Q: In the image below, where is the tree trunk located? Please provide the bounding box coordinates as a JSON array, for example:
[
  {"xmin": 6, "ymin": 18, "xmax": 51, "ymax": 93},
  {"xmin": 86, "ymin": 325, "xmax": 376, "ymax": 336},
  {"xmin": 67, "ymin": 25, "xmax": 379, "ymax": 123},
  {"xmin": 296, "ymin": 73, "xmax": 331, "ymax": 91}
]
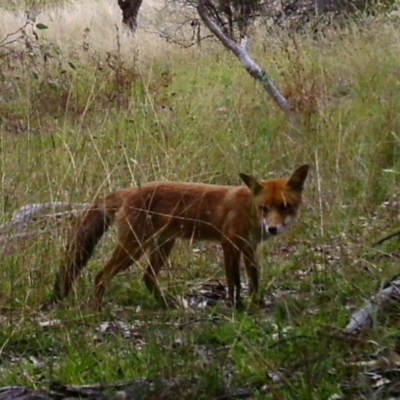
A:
[{"xmin": 117, "ymin": 0, "xmax": 144, "ymax": 32}]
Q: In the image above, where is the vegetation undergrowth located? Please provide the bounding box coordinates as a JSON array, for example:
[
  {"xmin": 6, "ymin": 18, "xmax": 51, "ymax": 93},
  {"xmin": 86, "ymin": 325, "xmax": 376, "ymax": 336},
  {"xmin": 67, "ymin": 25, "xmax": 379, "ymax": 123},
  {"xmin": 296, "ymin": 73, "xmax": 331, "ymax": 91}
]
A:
[{"xmin": 1, "ymin": 0, "xmax": 400, "ymax": 397}]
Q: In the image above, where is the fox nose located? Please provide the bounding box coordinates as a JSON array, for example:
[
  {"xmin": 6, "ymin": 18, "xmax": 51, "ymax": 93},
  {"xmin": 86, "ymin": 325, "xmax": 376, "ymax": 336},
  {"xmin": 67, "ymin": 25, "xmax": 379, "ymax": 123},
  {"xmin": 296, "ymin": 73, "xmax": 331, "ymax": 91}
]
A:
[{"xmin": 268, "ymin": 226, "xmax": 278, "ymax": 235}]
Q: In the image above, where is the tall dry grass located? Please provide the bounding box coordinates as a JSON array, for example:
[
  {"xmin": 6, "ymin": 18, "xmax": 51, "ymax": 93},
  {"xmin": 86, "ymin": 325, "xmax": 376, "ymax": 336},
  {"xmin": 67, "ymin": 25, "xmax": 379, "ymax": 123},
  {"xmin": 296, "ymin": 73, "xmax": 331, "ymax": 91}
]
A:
[
  {"xmin": 1, "ymin": 1, "xmax": 400, "ymax": 393},
  {"xmin": 0, "ymin": 0, "xmax": 200, "ymax": 62}
]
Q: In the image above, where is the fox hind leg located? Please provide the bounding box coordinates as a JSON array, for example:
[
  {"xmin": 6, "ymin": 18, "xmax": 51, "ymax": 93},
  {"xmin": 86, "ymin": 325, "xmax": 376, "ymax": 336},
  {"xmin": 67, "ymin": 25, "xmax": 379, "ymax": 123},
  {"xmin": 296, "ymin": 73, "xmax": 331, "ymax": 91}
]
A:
[
  {"xmin": 242, "ymin": 245, "xmax": 262, "ymax": 306},
  {"xmin": 242, "ymin": 245, "xmax": 259, "ymax": 296},
  {"xmin": 144, "ymin": 238, "xmax": 176, "ymax": 307},
  {"xmin": 93, "ymin": 232, "xmax": 146, "ymax": 310}
]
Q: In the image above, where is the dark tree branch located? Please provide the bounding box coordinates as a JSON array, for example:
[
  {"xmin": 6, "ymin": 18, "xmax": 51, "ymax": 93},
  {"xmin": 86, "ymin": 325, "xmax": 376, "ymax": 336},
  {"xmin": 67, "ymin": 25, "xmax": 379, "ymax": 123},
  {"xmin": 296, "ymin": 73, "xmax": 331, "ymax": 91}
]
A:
[{"xmin": 373, "ymin": 227, "xmax": 400, "ymax": 247}]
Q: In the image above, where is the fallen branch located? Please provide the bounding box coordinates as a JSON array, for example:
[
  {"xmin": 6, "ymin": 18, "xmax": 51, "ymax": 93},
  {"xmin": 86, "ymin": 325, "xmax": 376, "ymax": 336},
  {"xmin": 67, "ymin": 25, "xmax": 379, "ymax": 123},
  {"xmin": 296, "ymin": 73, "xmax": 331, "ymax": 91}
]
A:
[
  {"xmin": 345, "ymin": 279, "xmax": 400, "ymax": 335},
  {"xmin": 0, "ymin": 202, "xmax": 90, "ymax": 256},
  {"xmin": 0, "ymin": 378, "xmax": 261, "ymax": 400},
  {"xmin": 196, "ymin": 0, "xmax": 301, "ymax": 130},
  {"xmin": 11, "ymin": 202, "xmax": 90, "ymax": 223}
]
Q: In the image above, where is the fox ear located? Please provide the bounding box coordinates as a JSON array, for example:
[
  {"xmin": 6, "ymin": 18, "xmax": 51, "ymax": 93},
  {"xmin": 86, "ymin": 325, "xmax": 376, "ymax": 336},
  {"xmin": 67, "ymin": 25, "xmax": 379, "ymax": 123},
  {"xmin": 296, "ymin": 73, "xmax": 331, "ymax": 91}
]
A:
[
  {"xmin": 239, "ymin": 173, "xmax": 264, "ymax": 195},
  {"xmin": 287, "ymin": 164, "xmax": 310, "ymax": 192}
]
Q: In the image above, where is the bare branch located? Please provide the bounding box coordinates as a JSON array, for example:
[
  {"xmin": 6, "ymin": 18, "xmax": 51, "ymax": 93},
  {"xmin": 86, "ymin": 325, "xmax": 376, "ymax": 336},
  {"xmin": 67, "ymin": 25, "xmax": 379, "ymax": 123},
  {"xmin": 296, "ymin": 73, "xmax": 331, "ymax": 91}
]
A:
[
  {"xmin": 0, "ymin": 21, "xmax": 30, "ymax": 46},
  {"xmin": 197, "ymin": 0, "xmax": 301, "ymax": 130}
]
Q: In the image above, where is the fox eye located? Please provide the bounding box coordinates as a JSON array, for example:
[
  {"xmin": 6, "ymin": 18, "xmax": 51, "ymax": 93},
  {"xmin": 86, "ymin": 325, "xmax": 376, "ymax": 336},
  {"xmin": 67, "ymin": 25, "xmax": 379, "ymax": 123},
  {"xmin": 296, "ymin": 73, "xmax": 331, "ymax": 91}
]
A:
[
  {"xmin": 258, "ymin": 205, "xmax": 270, "ymax": 214},
  {"xmin": 282, "ymin": 204, "xmax": 294, "ymax": 214}
]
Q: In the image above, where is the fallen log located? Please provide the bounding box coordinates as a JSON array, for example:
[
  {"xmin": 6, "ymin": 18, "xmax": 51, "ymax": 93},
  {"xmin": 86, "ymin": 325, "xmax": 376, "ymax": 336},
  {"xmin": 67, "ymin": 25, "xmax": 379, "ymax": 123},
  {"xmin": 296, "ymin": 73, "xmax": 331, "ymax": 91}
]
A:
[
  {"xmin": 0, "ymin": 202, "xmax": 90, "ymax": 256},
  {"xmin": 346, "ymin": 279, "xmax": 400, "ymax": 335}
]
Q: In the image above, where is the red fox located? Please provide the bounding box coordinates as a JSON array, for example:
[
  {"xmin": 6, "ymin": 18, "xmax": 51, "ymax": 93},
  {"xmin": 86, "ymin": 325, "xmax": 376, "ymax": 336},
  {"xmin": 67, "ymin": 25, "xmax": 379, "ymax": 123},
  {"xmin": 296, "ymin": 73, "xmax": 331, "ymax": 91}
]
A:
[{"xmin": 49, "ymin": 165, "xmax": 309, "ymax": 310}]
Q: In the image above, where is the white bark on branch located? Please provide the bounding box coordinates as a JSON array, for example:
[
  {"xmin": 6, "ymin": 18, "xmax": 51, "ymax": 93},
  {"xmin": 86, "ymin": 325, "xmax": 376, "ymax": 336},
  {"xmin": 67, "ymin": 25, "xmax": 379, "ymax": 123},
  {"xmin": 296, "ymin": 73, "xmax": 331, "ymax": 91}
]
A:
[
  {"xmin": 0, "ymin": 202, "xmax": 90, "ymax": 256},
  {"xmin": 11, "ymin": 202, "xmax": 90, "ymax": 224},
  {"xmin": 346, "ymin": 280, "xmax": 400, "ymax": 335},
  {"xmin": 196, "ymin": 1, "xmax": 301, "ymax": 130}
]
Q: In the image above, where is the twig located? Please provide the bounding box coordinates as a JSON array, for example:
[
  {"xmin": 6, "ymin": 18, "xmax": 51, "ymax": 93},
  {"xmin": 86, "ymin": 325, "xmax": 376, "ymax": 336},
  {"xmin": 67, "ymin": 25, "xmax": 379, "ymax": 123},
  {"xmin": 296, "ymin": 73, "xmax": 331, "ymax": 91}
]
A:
[
  {"xmin": 0, "ymin": 21, "xmax": 30, "ymax": 46},
  {"xmin": 373, "ymin": 227, "xmax": 400, "ymax": 247},
  {"xmin": 158, "ymin": 31, "xmax": 214, "ymax": 48}
]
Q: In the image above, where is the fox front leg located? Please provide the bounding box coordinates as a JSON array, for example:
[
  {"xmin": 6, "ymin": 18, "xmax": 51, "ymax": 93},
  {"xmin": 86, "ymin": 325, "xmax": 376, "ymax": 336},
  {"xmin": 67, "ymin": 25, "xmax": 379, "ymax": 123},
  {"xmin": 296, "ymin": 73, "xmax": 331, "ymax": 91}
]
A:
[
  {"xmin": 242, "ymin": 245, "xmax": 262, "ymax": 304},
  {"xmin": 221, "ymin": 241, "xmax": 244, "ymax": 310}
]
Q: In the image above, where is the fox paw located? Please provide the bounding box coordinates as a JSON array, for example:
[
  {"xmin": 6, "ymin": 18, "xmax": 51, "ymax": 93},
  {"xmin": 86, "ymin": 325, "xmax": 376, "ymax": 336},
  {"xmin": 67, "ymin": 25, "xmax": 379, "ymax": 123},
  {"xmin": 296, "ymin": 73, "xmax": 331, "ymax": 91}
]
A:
[
  {"xmin": 249, "ymin": 296, "xmax": 264, "ymax": 308},
  {"xmin": 40, "ymin": 300, "xmax": 57, "ymax": 312},
  {"xmin": 40, "ymin": 293, "xmax": 61, "ymax": 311},
  {"xmin": 160, "ymin": 294, "xmax": 178, "ymax": 309},
  {"xmin": 226, "ymin": 298, "xmax": 245, "ymax": 311},
  {"xmin": 89, "ymin": 298, "xmax": 104, "ymax": 312},
  {"xmin": 158, "ymin": 294, "xmax": 188, "ymax": 309}
]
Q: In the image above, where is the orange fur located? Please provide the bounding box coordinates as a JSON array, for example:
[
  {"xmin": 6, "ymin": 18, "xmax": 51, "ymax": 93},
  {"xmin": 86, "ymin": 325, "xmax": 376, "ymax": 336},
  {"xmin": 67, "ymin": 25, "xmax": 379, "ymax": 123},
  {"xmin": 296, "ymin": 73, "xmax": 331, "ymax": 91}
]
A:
[{"xmin": 49, "ymin": 165, "xmax": 309, "ymax": 309}]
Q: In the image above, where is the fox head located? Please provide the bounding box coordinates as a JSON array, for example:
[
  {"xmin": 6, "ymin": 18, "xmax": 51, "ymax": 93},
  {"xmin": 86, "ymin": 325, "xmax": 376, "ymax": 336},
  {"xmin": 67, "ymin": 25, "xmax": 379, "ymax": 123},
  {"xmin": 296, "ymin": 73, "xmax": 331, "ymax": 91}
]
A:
[{"xmin": 239, "ymin": 164, "xmax": 309, "ymax": 239}]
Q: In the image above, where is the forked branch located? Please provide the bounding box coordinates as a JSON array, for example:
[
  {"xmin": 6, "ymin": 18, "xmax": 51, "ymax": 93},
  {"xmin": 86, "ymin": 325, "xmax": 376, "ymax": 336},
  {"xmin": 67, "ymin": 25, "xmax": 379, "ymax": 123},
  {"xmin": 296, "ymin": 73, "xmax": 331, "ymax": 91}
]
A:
[{"xmin": 196, "ymin": 0, "xmax": 300, "ymax": 130}]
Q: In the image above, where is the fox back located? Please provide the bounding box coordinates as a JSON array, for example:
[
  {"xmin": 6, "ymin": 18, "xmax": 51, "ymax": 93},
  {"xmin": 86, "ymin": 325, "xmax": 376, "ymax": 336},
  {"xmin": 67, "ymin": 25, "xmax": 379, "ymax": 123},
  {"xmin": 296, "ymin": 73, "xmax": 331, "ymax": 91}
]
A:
[{"xmin": 118, "ymin": 165, "xmax": 307, "ymax": 245}]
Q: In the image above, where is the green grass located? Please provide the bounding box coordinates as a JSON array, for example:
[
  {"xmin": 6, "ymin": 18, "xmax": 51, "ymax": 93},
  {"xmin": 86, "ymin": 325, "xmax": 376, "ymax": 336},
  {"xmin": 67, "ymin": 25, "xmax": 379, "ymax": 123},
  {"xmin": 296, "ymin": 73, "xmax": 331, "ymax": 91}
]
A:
[{"xmin": 1, "ymin": 0, "xmax": 400, "ymax": 397}]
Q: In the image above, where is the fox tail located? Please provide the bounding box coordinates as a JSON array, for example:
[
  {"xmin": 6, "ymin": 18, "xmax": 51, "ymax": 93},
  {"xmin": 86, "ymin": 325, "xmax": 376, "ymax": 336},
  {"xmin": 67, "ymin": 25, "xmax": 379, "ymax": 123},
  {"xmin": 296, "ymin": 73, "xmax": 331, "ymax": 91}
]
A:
[{"xmin": 51, "ymin": 191, "xmax": 125, "ymax": 303}]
